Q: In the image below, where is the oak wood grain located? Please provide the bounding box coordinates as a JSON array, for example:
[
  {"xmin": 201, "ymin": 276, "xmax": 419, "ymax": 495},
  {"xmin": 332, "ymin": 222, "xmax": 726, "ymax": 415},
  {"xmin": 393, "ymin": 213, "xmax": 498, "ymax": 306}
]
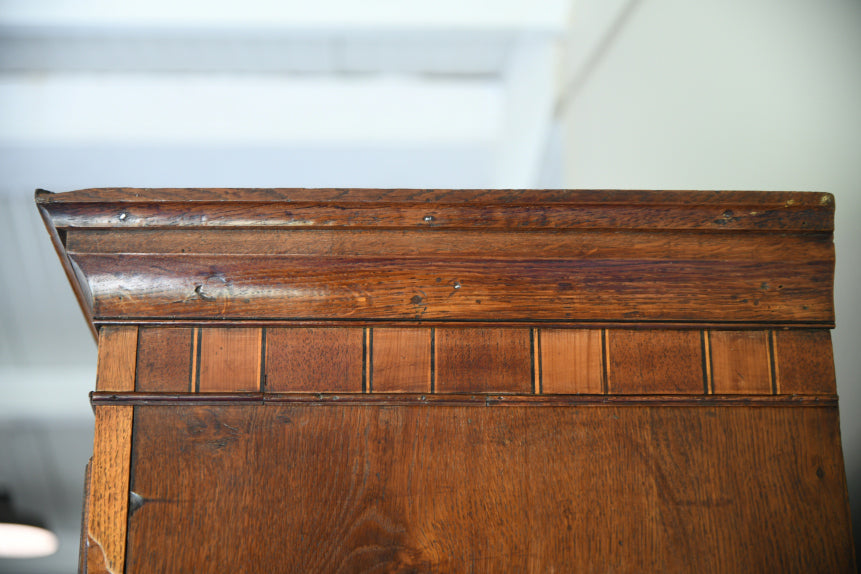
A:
[
  {"xmin": 124, "ymin": 404, "xmax": 855, "ymax": 573},
  {"xmin": 370, "ymin": 328, "xmax": 432, "ymax": 393},
  {"xmin": 539, "ymin": 328, "xmax": 604, "ymax": 394},
  {"xmin": 72, "ymin": 254, "xmax": 834, "ymax": 324},
  {"xmin": 266, "ymin": 328, "xmax": 364, "ymax": 392},
  {"xmin": 435, "ymin": 328, "xmax": 532, "ymax": 393},
  {"xmin": 198, "ymin": 328, "xmax": 262, "ymax": 392},
  {"xmin": 607, "ymin": 330, "xmax": 703, "ymax": 394},
  {"xmin": 775, "ymin": 330, "xmax": 837, "ymax": 394},
  {"xmin": 96, "ymin": 325, "xmax": 137, "ymax": 392},
  {"xmin": 135, "ymin": 327, "xmax": 193, "ymax": 392},
  {"xmin": 709, "ymin": 331, "xmax": 772, "ymax": 394},
  {"xmin": 87, "ymin": 406, "xmax": 132, "ymax": 574},
  {"xmin": 67, "ymin": 228, "xmax": 833, "ymax": 262}
]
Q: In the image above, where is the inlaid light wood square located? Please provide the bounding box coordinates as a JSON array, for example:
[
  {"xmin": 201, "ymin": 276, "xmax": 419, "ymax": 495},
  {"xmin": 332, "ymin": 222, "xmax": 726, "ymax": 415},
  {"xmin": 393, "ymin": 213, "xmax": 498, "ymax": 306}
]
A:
[{"xmin": 539, "ymin": 329, "xmax": 604, "ymax": 394}]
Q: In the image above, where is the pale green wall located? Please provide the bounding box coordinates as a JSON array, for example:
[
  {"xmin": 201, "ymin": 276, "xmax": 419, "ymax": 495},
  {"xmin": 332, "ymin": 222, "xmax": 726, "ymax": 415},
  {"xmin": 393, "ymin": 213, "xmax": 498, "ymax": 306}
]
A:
[{"xmin": 564, "ymin": 0, "xmax": 861, "ymax": 546}]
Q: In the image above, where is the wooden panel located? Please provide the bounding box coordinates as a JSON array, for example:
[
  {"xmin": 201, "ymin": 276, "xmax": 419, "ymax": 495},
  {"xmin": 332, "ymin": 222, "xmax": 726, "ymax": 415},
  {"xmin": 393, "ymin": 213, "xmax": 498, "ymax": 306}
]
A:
[
  {"xmin": 435, "ymin": 328, "xmax": 531, "ymax": 393},
  {"xmin": 73, "ymin": 254, "xmax": 834, "ymax": 324},
  {"xmin": 68, "ymin": 228, "xmax": 833, "ymax": 263},
  {"xmin": 125, "ymin": 404, "xmax": 855, "ymax": 573},
  {"xmin": 135, "ymin": 327, "xmax": 193, "ymax": 392},
  {"xmin": 266, "ymin": 328, "xmax": 363, "ymax": 392},
  {"xmin": 87, "ymin": 405, "xmax": 132, "ymax": 574},
  {"xmin": 198, "ymin": 327, "xmax": 262, "ymax": 392},
  {"xmin": 775, "ymin": 330, "xmax": 837, "ymax": 394},
  {"xmin": 710, "ymin": 331, "xmax": 772, "ymax": 394},
  {"xmin": 370, "ymin": 328, "xmax": 431, "ymax": 393},
  {"xmin": 607, "ymin": 330, "xmax": 703, "ymax": 394},
  {"xmin": 96, "ymin": 325, "xmax": 137, "ymax": 391},
  {"xmin": 539, "ymin": 328, "xmax": 604, "ymax": 394}
]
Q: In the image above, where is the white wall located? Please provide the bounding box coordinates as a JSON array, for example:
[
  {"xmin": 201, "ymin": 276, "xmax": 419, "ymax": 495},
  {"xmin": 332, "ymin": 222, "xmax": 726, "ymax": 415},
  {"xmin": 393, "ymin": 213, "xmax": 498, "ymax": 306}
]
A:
[{"xmin": 564, "ymin": 0, "xmax": 861, "ymax": 546}]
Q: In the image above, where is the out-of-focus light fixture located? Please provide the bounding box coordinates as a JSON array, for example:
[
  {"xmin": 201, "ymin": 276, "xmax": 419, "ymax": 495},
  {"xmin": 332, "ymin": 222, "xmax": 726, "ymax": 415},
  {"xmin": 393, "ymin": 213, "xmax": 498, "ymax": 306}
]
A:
[{"xmin": 0, "ymin": 490, "xmax": 58, "ymax": 558}]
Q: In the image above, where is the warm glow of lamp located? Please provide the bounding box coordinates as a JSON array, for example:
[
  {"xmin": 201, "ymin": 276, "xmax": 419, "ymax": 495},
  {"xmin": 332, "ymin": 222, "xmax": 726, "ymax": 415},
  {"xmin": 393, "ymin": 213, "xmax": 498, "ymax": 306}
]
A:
[{"xmin": 0, "ymin": 491, "xmax": 58, "ymax": 558}]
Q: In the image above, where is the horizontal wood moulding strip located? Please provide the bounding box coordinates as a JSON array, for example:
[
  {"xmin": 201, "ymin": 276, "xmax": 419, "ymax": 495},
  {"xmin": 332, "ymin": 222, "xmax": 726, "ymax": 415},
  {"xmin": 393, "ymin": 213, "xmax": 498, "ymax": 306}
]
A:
[
  {"xmin": 97, "ymin": 319, "xmax": 837, "ymax": 330},
  {"xmin": 43, "ymin": 202, "xmax": 831, "ymax": 231},
  {"xmin": 73, "ymin": 255, "xmax": 833, "ymax": 323},
  {"xmin": 90, "ymin": 392, "xmax": 838, "ymax": 407},
  {"xmin": 97, "ymin": 326, "xmax": 837, "ymax": 396},
  {"xmin": 66, "ymin": 229, "xmax": 834, "ymax": 260},
  {"xmin": 37, "ymin": 187, "xmax": 835, "ymax": 206}
]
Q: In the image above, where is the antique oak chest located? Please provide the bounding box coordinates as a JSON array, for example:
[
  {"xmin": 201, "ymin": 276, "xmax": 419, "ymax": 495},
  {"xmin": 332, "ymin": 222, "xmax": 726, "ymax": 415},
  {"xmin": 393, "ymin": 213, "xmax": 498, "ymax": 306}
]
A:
[{"xmin": 38, "ymin": 188, "xmax": 855, "ymax": 572}]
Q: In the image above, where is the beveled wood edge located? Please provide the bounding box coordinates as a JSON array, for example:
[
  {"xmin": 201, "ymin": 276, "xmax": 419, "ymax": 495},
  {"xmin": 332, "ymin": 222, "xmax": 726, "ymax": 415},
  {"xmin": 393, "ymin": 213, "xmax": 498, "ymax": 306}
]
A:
[
  {"xmin": 36, "ymin": 192, "xmax": 97, "ymax": 340},
  {"xmin": 90, "ymin": 391, "xmax": 839, "ymax": 408},
  {"xmin": 36, "ymin": 187, "xmax": 835, "ymax": 207}
]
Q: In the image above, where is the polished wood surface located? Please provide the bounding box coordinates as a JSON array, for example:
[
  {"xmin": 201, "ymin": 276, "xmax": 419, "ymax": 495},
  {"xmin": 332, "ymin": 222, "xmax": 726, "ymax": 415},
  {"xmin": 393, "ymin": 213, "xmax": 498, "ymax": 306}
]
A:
[
  {"xmin": 125, "ymin": 404, "xmax": 853, "ymax": 573},
  {"xmin": 86, "ymin": 406, "xmax": 132, "ymax": 574},
  {"xmin": 197, "ymin": 327, "xmax": 262, "ymax": 392},
  {"xmin": 37, "ymin": 189, "xmax": 853, "ymax": 572},
  {"xmin": 266, "ymin": 328, "xmax": 364, "ymax": 392},
  {"xmin": 775, "ymin": 329, "xmax": 837, "ymax": 394},
  {"xmin": 435, "ymin": 328, "xmax": 532, "ymax": 393},
  {"xmin": 371, "ymin": 328, "xmax": 432, "ymax": 393},
  {"xmin": 135, "ymin": 327, "xmax": 193, "ymax": 392},
  {"xmin": 95, "ymin": 326, "xmax": 137, "ymax": 392},
  {"xmin": 539, "ymin": 329, "xmax": 604, "ymax": 394},
  {"xmin": 91, "ymin": 326, "xmax": 841, "ymax": 398},
  {"xmin": 709, "ymin": 331, "xmax": 772, "ymax": 394},
  {"xmin": 38, "ymin": 188, "xmax": 835, "ymax": 327}
]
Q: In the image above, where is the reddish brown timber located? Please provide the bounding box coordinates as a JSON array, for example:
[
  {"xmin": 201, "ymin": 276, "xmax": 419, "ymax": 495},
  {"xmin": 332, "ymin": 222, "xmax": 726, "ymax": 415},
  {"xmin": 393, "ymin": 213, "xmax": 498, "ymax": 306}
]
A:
[
  {"xmin": 123, "ymin": 404, "xmax": 854, "ymax": 573},
  {"xmin": 135, "ymin": 327, "xmax": 193, "ymax": 392},
  {"xmin": 70, "ymin": 255, "xmax": 833, "ymax": 324},
  {"xmin": 39, "ymin": 189, "xmax": 836, "ymax": 327},
  {"xmin": 90, "ymin": 391, "xmax": 839, "ymax": 408},
  {"xmin": 65, "ymin": 228, "xmax": 834, "ymax": 261},
  {"xmin": 774, "ymin": 330, "xmax": 837, "ymax": 394}
]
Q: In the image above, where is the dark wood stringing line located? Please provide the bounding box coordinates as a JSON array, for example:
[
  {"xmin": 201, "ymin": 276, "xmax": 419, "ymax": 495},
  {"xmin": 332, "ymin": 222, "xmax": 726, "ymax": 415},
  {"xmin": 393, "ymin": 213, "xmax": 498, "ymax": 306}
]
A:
[
  {"xmin": 133, "ymin": 327, "xmax": 142, "ymax": 392},
  {"xmin": 259, "ymin": 328, "xmax": 267, "ymax": 393},
  {"xmin": 768, "ymin": 330, "xmax": 778, "ymax": 395},
  {"xmin": 537, "ymin": 329, "xmax": 543, "ymax": 394},
  {"xmin": 700, "ymin": 331, "xmax": 709, "ymax": 395},
  {"xmin": 362, "ymin": 328, "xmax": 368, "ymax": 394},
  {"xmin": 187, "ymin": 329, "xmax": 195, "ymax": 393},
  {"xmin": 601, "ymin": 329, "xmax": 609, "ymax": 395},
  {"xmin": 193, "ymin": 328, "xmax": 202, "ymax": 393},
  {"xmin": 368, "ymin": 328, "xmax": 374, "ymax": 393},
  {"xmin": 706, "ymin": 331, "xmax": 715, "ymax": 394},
  {"xmin": 430, "ymin": 328, "xmax": 436, "ymax": 394},
  {"xmin": 530, "ymin": 329, "xmax": 536, "ymax": 395}
]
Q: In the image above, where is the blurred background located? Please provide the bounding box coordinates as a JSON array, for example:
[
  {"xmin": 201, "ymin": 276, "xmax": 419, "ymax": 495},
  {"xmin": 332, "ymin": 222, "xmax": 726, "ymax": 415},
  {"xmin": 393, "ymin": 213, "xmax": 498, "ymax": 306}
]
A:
[{"xmin": 0, "ymin": 1, "xmax": 859, "ymax": 571}]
